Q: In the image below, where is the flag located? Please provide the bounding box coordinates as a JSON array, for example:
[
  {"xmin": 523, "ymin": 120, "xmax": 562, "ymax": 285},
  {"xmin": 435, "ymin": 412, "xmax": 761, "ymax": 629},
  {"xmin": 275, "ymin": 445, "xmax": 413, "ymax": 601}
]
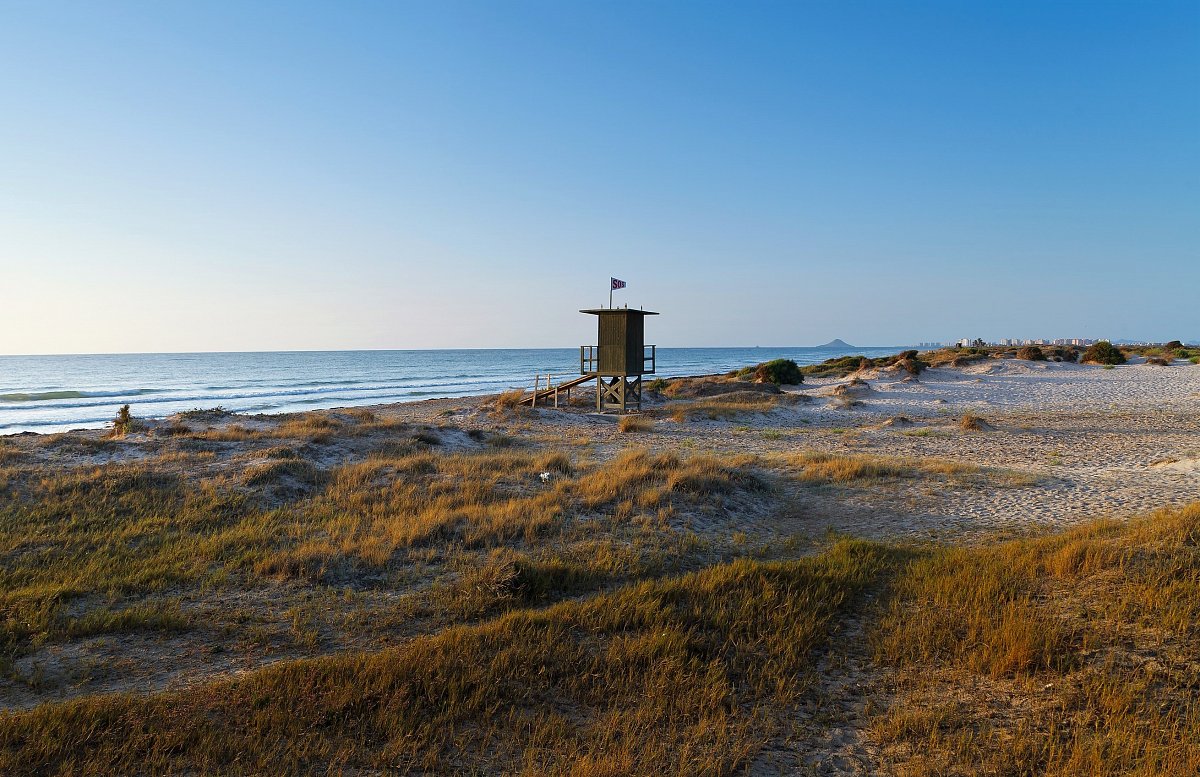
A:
[{"xmin": 611, "ymin": 277, "xmax": 626, "ymax": 290}]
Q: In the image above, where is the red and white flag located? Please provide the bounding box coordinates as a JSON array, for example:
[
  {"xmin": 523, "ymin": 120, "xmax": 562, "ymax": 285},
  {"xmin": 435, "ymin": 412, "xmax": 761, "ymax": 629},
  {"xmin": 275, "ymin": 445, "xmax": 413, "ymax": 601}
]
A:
[{"xmin": 610, "ymin": 277, "xmax": 627, "ymax": 290}]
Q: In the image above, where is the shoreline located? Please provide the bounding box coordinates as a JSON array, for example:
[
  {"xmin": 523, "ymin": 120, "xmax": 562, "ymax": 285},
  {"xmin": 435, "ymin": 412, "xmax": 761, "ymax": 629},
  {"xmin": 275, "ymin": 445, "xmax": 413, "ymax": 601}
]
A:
[{"xmin": 4, "ymin": 357, "xmax": 1198, "ymax": 541}]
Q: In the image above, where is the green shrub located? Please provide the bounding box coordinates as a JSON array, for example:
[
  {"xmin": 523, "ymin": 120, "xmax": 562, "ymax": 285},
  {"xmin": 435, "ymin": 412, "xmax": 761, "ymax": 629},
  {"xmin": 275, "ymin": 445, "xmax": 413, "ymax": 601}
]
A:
[
  {"xmin": 110, "ymin": 404, "xmax": 143, "ymax": 437},
  {"xmin": 1082, "ymin": 341, "xmax": 1125, "ymax": 365},
  {"xmin": 1016, "ymin": 346, "xmax": 1046, "ymax": 361},
  {"xmin": 752, "ymin": 358, "xmax": 804, "ymax": 385},
  {"xmin": 1048, "ymin": 346, "xmax": 1079, "ymax": 363},
  {"xmin": 801, "ymin": 355, "xmax": 866, "ymax": 378}
]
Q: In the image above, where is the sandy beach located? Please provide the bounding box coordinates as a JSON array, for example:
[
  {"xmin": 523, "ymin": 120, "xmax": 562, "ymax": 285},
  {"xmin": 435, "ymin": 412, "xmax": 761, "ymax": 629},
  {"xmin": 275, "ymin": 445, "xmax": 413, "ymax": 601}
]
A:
[
  {"xmin": 1, "ymin": 354, "xmax": 1198, "ymax": 774},
  {"xmin": 9, "ymin": 356, "xmax": 1199, "ymax": 546}
]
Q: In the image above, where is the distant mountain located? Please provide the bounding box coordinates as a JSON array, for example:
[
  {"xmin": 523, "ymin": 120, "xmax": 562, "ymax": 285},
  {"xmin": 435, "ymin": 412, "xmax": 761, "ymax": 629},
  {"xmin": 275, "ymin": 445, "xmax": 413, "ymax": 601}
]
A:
[{"xmin": 815, "ymin": 338, "xmax": 854, "ymax": 349}]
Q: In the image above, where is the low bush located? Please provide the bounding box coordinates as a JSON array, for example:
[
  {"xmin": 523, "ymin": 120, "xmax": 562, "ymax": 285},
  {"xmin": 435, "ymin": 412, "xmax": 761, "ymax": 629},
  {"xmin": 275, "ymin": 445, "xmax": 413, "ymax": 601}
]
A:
[
  {"xmin": 1081, "ymin": 341, "xmax": 1125, "ymax": 365},
  {"xmin": 1016, "ymin": 346, "xmax": 1046, "ymax": 361},
  {"xmin": 1146, "ymin": 356, "xmax": 1170, "ymax": 366},
  {"xmin": 177, "ymin": 406, "xmax": 230, "ymax": 420},
  {"xmin": 802, "ymin": 355, "xmax": 867, "ymax": 378},
  {"xmin": 109, "ymin": 404, "xmax": 143, "ymax": 437},
  {"xmin": 1048, "ymin": 346, "xmax": 1079, "ymax": 362},
  {"xmin": 752, "ymin": 359, "xmax": 804, "ymax": 385},
  {"xmin": 960, "ymin": 413, "xmax": 987, "ymax": 432}
]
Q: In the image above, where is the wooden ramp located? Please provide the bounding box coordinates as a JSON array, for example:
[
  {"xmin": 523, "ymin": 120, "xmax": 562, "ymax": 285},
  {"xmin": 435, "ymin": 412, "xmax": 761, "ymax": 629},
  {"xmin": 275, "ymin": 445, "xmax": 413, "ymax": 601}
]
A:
[{"xmin": 521, "ymin": 374, "xmax": 593, "ymax": 406}]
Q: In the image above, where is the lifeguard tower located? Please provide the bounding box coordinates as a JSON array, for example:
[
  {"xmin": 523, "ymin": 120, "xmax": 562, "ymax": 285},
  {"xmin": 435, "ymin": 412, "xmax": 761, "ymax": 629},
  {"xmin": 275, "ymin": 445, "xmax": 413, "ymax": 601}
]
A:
[{"xmin": 580, "ymin": 307, "xmax": 657, "ymax": 412}]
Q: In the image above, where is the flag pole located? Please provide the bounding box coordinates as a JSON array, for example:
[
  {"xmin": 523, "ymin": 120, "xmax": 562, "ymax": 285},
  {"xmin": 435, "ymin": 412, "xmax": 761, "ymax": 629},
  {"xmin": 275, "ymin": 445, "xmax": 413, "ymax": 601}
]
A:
[{"xmin": 609, "ymin": 280, "xmax": 613, "ymax": 310}]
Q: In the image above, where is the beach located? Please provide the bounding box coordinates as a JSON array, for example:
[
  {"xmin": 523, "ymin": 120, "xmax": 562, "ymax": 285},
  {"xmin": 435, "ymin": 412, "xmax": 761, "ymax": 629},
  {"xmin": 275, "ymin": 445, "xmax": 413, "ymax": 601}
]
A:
[
  {"xmin": 0, "ymin": 346, "xmax": 906, "ymax": 434},
  {"xmin": 11, "ymin": 354, "xmax": 1194, "ymax": 541},
  {"xmin": 1, "ymin": 353, "xmax": 1197, "ymax": 774}
]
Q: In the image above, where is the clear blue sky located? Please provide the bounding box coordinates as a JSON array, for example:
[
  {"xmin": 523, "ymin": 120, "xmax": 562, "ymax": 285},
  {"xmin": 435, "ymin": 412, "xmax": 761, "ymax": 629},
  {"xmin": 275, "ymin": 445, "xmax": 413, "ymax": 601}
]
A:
[{"xmin": 2, "ymin": 1, "xmax": 1197, "ymax": 353}]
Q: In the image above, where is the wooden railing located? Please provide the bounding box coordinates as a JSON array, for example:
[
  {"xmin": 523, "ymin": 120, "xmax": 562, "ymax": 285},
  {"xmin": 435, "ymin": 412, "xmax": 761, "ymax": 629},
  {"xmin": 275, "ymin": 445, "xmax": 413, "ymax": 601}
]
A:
[
  {"xmin": 580, "ymin": 345, "xmax": 599, "ymax": 375},
  {"xmin": 579, "ymin": 344, "xmax": 657, "ymax": 375}
]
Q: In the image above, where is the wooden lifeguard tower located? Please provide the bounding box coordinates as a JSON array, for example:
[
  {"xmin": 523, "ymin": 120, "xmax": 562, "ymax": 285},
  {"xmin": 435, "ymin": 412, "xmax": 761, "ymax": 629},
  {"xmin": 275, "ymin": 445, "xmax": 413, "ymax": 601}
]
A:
[{"xmin": 580, "ymin": 307, "xmax": 658, "ymax": 412}]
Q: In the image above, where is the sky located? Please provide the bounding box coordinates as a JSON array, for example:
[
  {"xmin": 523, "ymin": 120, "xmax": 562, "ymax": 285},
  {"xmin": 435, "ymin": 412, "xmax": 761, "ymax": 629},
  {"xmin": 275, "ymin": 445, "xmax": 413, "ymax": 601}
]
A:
[{"xmin": 1, "ymin": 0, "xmax": 1197, "ymax": 354}]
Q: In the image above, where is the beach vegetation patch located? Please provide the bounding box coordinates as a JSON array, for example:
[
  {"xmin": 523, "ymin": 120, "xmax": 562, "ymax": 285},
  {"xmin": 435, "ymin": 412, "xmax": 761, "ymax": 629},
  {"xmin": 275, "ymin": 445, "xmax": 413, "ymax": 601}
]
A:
[
  {"xmin": 782, "ymin": 452, "xmax": 979, "ymax": 484},
  {"xmin": 870, "ymin": 502, "xmax": 1200, "ymax": 776},
  {"xmin": 0, "ymin": 539, "xmax": 891, "ymax": 776},
  {"xmin": 177, "ymin": 406, "xmax": 231, "ymax": 420},
  {"xmin": 0, "ymin": 415, "xmax": 1197, "ymax": 776},
  {"xmin": 924, "ymin": 348, "xmax": 987, "ymax": 369},
  {"xmin": 1016, "ymin": 346, "xmax": 1046, "ymax": 361},
  {"xmin": 488, "ymin": 389, "xmax": 533, "ymax": 418},
  {"xmin": 802, "ymin": 350, "xmax": 930, "ymax": 378},
  {"xmin": 666, "ymin": 392, "xmax": 789, "ymax": 422},
  {"xmin": 617, "ymin": 415, "xmax": 653, "ymax": 433},
  {"xmin": 1082, "ymin": 341, "xmax": 1126, "ymax": 365},
  {"xmin": 242, "ymin": 458, "xmax": 325, "ymax": 489},
  {"xmin": 109, "ymin": 404, "xmax": 143, "ymax": 437},
  {"xmin": 959, "ymin": 412, "xmax": 988, "ymax": 431},
  {"xmin": 752, "ymin": 358, "xmax": 804, "ymax": 385},
  {"xmin": 801, "ymin": 355, "xmax": 868, "ymax": 378}
]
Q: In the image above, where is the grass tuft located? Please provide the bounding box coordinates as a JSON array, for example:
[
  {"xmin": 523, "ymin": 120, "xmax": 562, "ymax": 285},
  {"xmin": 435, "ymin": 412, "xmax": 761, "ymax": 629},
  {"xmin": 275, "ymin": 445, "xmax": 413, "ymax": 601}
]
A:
[
  {"xmin": 959, "ymin": 412, "xmax": 986, "ymax": 431},
  {"xmin": 617, "ymin": 415, "xmax": 653, "ymax": 433}
]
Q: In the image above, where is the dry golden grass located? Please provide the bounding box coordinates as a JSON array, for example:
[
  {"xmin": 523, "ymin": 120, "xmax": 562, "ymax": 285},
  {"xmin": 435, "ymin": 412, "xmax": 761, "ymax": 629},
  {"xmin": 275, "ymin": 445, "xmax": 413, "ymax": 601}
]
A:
[
  {"xmin": 959, "ymin": 412, "xmax": 987, "ymax": 431},
  {"xmin": 342, "ymin": 407, "xmax": 378, "ymax": 423},
  {"xmin": 2, "ymin": 415, "xmax": 1196, "ymax": 776},
  {"xmin": 191, "ymin": 423, "xmax": 262, "ymax": 441},
  {"xmin": 871, "ymin": 502, "xmax": 1200, "ymax": 776},
  {"xmin": 0, "ymin": 442, "xmax": 758, "ymax": 677},
  {"xmin": 11, "ymin": 495, "xmax": 1192, "ymax": 776},
  {"xmin": 782, "ymin": 451, "xmax": 980, "ymax": 483},
  {"xmin": 617, "ymin": 415, "xmax": 653, "ymax": 433},
  {"xmin": 487, "ymin": 388, "xmax": 530, "ymax": 418},
  {"xmin": 0, "ymin": 540, "xmax": 891, "ymax": 776},
  {"xmin": 666, "ymin": 392, "xmax": 784, "ymax": 422},
  {"xmin": 0, "ymin": 443, "xmax": 23, "ymax": 465}
]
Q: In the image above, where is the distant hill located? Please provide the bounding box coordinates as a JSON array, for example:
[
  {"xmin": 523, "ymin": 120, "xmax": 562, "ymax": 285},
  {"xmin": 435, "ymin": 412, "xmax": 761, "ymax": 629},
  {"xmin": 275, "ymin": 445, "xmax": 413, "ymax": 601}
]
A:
[{"xmin": 815, "ymin": 338, "xmax": 854, "ymax": 349}]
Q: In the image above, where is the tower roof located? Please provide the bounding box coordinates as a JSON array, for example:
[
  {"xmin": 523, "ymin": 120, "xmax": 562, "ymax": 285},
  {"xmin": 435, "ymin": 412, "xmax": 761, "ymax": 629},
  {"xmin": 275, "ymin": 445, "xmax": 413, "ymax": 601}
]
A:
[{"xmin": 580, "ymin": 308, "xmax": 659, "ymax": 315}]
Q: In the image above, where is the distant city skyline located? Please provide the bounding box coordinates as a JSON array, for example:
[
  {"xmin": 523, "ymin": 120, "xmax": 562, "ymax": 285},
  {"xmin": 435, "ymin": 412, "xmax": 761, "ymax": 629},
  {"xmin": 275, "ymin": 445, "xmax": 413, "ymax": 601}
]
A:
[{"xmin": 2, "ymin": 2, "xmax": 1197, "ymax": 355}]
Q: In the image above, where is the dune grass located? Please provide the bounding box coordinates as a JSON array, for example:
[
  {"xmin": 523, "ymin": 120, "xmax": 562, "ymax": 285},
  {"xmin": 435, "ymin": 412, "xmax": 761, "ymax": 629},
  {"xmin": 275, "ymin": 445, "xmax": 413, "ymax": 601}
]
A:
[
  {"xmin": 0, "ymin": 440, "xmax": 760, "ymax": 674},
  {"xmin": 617, "ymin": 415, "xmax": 654, "ymax": 433},
  {"xmin": 871, "ymin": 502, "xmax": 1200, "ymax": 776},
  {"xmin": 1, "ymin": 415, "xmax": 1196, "ymax": 775},
  {"xmin": 665, "ymin": 392, "xmax": 787, "ymax": 422},
  {"xmin": 959, "ymin": 411, "xmax": 987, "ymax": 431},
  {"xmin": 782, "ymin": 451, "xmax": 980, "ymax": 483},
  {"xmin": 5, "ymin": 500, "xmax": 1195, "ymax": 775},
  {"xmin": 0, "ymin": 541, "xmax": 893, "ymax": 776}
]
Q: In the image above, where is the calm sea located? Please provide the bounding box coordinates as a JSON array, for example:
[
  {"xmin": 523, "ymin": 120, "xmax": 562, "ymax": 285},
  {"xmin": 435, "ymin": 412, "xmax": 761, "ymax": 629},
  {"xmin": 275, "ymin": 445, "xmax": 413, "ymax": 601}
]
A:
[{"xmin": 0, "ymin": 346, "xmax": 904, "ymax": 434}]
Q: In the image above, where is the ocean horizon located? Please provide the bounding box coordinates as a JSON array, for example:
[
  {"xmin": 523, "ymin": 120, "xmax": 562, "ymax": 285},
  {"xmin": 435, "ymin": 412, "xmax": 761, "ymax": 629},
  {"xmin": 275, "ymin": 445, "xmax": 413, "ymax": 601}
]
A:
[{"xmin": 0, "ymin": 345, "xmax": 907, "ymax": 434}]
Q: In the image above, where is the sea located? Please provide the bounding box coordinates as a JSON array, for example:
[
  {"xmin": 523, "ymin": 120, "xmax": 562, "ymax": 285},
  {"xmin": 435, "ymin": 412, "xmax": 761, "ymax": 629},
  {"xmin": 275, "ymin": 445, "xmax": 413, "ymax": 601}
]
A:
[{"xmin": 0, "ymin": 346, "xmax": 905, "ymax": 435}]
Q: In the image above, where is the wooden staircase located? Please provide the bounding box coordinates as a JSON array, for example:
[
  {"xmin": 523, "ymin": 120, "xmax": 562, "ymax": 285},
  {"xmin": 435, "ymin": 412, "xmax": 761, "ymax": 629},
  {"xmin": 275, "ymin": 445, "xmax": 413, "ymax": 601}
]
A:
[{"xmin": 521, "ymin": 373, "xmax": 593, "ymax": 407}]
